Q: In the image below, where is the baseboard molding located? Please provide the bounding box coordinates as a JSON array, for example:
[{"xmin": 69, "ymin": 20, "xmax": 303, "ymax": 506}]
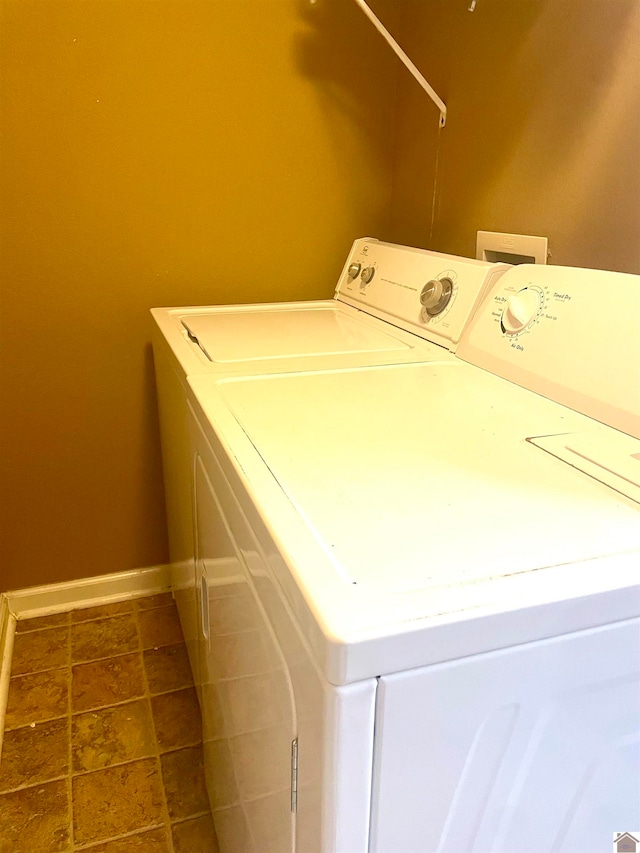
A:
[
  {"xmin": 0, "ymin": 564, "xmax": 173, "ymax": 759},
  {"xmin": 0, "ymin": 595, "xmax": 17, "ymax": 760},
  {"xmin": 4, "ymin": 563, "xmax": 173, "ymax": 621}
]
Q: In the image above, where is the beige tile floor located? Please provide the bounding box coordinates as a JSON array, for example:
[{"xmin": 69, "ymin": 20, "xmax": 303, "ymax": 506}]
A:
[{"xmin": 0, "ymin": 594, "xmax": 220, "ymax": 853}]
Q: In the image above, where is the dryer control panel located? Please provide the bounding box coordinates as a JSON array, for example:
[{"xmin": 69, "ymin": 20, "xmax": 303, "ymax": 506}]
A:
[
  {"xmin": 457, "ymin": 264, "xmax": 640, "ymax": 437},
  {"xmin": 335, "ymin": 238, "xmax": 509, "ymax": 351}
]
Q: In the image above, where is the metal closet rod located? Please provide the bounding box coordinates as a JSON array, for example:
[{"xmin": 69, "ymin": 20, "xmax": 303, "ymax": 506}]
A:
[{"xmin": 352, "ymin": 0, "xmax": 452, "ymax": 127}]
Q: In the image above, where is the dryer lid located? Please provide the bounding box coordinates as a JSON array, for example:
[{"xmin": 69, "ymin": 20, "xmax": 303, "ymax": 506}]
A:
[
  {"xmin": 214, "ymin": 362, "xmax": 640, "ymax": 595},
  {"xmin": 189, "ymin": 362, "xmax": 640, "ymax": 683}
]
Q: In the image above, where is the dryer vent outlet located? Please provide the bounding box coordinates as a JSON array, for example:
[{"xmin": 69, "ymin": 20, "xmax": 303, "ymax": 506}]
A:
[{"xmin": 476, "ymin": 231, "xmax": 548, "ymax": 265}]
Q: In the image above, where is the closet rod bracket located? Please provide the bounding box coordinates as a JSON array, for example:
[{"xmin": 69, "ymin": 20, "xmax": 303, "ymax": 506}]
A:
[{"xmin": 352, "ymin": 0, "xmax": 447, "ymax": 127}]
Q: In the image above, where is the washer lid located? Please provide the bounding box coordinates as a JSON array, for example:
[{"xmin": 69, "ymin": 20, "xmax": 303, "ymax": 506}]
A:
[
  {"xmin": 182, "ymin": 304, "xmax": 412, "ymax": 363},
  {"xmin": 189, "ymin": 362, "xmax": 640, "ymax": 682}
]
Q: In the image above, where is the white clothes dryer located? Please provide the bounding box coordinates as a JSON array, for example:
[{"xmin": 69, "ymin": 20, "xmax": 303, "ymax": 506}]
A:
[
  {"xmin": 151, "ymin": 239, "xmax": 508, "ymax": 688},
  {"xmin": 186, "ymin": 262, "xmax": 640, "ymax": 852}
]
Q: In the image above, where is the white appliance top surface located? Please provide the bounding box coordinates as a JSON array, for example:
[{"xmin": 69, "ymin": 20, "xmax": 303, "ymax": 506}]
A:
[
  {"xmin": 153, "ymin": 299, "xmax": 440, "ymax": 376},
  {"xmin": 181, "ymin": 303, "xmax": 411, "ymax": 362},
  {"xmin": 189, "ymin": 362, "xmax": 640, "ymax": 682},
  {"xmin": 216, "ymin": 364, "xmax": 639, "ymax": 590},
  {"xmin": 151, "ymin": 237, "xmax": 508, "ymax": 376}
]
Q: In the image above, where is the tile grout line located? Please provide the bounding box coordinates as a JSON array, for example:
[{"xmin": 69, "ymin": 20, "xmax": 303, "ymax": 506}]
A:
[
  {"xmin": 1, "ymin": 597, "xmax": 210, "ymax": 852},
  {"xmin": 66, "ymin": 610, "xmax": 74, "ymax": 853},
  {"xmin": 68, "ymin": 606, "xmax": 151, "ymax": 851},
  {"xmin": 2, "ymin": 709, "xmax": 67, "ymax": 735},
  {"xmin": 0, "ymin": 769, "xmax": 69, "ymax": 798},
  {"xmin": 68, "ymin": 605, "xmax": 166, "ymax": 849},
  {"xmin": 73, "ymin": 825, "xmax": 169, "ymax": 851},
  {"xmin": 1, "ymin": 613, "xmax": 75, "ymax": 851},
  {"xmin": 68, "ymin": 683, "xmax": 201, "ymax": 720},
  {"xmin": 136, "ymin": 602, "xmax": 177, "ymax": 853}
]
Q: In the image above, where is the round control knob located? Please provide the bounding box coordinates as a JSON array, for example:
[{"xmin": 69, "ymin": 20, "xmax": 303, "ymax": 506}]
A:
[
  {"xmin": 347, "ymin": 262, "xmax": 361, "ymax": 279},
  {"xmin": 501, "ymin": 288, "xmax": 541, "ymax": 334},
  {"xmin": 420, "ymin": 277, "xmax": 453, "ymax": 316},
  {"xmin": 361, "ymin": 266, "xmax": 375, "ymax": 285}
]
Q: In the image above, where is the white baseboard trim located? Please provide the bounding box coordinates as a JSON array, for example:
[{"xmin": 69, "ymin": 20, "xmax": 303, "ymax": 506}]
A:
[
  {"xmin": 5, "ymin": 563, "xmax": 173, "ymax": 621},
  {"xmin": 0, "ymin": 564, "xmax": 172, "ymax": 758}
]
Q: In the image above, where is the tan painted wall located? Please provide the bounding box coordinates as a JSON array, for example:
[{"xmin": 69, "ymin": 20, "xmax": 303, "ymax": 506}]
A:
[
  {"xmin": 389, "ymin": 0, "xmax": 640, "ymax": 274},
  {"xmin": 0, "ymin": 0, "xmax": 398, "ymax": 591}
]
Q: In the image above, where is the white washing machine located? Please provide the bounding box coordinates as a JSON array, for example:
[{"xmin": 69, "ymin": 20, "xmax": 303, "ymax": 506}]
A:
[
  {"xmin": 151, "ymin": 239, "xmax": 508, "ymax": 688},
  {"xmin": 185, "ymin": 262, "xmax": 640, "ymax": 852}
]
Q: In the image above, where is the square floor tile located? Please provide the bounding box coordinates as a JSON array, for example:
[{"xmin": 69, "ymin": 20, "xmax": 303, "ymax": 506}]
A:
[
  {"xmin": 71, "ymin": 653, "xmax": 145, "ymax": 713},
  {"xmin": 209, "ymin": 806, "xmax": 251, "ymax": 853},
  {"xmin": 3, "ymin": 599, "xmax": 215, "ymax": 853},
  {"xmin": 143, "ymin": 644, "xmax": 193, "ymax": 695},
  {"xmin": 4, "ymin": 668, "xmax": 68, "ymax": 730},
  {"xmin": 0, "ymin": 779, "xmax": 69, "ymax": 852},
  {"xmin": 229, "ymin": 725, "xmax": 291, "ymax": 801},
  {"xmin": 71, "ymin": 614, "xmax": 139, "ymax": 664},
  {"xmin": 160, "ymin": 746, "xmax": 210, "ymax": 821},
  {"xmin": 72, "ymin": 699, "xmax": 156, "ymax": 773},
  {"xmin": 202, "ymin": 739, "xmax": 239, "ymax": 810},
  {"xmin": 150, "ymin": 688, "xmax": 201, "ymax": 753},
  {"xmin": 243, "ymin": 788, "xmax": 293, "ymax": 852},
  {"xmin": 204, "ymin": 630, "xmax": 270, "ymax": 681},
  {"xmin": 171, "ymin": 815, "xmax": 219, "ymax": 853},
  {"xmin": 138, "ymin": 606, "xmax": 184, "ymax": 650},
  {"xmin": 0, "ymin": 718, "xmax": 68, "ymax": 793},
  {"xmin": 10, "ymin": 626, "xmax": 70, "ymax": 676},
  {"xmin": 72, "ymin": 758, "xmax": 164, "ymax": 845}
]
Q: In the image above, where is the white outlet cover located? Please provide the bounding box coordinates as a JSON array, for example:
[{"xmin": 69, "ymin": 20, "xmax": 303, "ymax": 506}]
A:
[{"xmin": 476, "ymin": 231, "xmax": 548, "ymax": 264}]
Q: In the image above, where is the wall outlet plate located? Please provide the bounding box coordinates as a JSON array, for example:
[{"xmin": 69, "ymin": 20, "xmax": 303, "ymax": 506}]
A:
[{"xmin": 476, "ymin": 231, "xmax": 548, "ymax": 265}]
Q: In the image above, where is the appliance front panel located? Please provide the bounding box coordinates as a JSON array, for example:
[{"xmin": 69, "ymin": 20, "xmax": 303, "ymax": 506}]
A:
[
  {"xmin": 336, "ymin": 238, "xmax": 508, "ymax": 347},
  {"xmin": 370, "ymin": 618, "xmax": 640, "ymax": 853},
  {"xmin": 193, "ymin": 438, "xmax": 297, "ymax": 852},
  {"xmin": 458, "ymin": 264, "xmax": 640, "ymax": 437}
]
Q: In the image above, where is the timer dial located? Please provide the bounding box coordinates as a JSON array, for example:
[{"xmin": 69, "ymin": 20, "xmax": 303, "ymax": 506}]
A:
[
  {"xmin": 361, "ymin": 266, "xmax": 375, "ymax": 284},
  {"xmin": 420, "ymin": 277, "xmax": 453, "ymax": 317},
  {"xmin": 501, "ymin": 287, "xmax": 542, "ymax": 334}
]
